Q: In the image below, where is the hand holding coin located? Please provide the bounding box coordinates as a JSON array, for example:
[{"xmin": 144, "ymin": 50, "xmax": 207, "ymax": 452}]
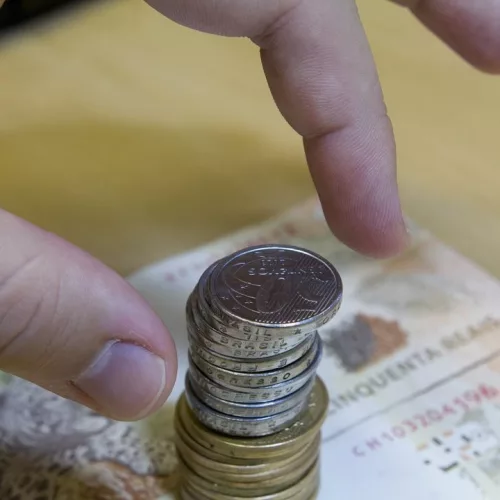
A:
[{"xmin": 0, "ymin": 0, "xmax": 498, "ymax": 425}]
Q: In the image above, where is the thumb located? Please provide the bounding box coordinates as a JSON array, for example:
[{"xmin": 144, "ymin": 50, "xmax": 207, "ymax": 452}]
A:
[{"xmin": 0, "ymin": 209, "xmax": 177, "ymax": 421}]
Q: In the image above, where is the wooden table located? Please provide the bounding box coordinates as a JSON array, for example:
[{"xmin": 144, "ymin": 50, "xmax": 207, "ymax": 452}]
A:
[{"xmin": 1, "ymin": 0, "xmax": 499, "ymax": 277}]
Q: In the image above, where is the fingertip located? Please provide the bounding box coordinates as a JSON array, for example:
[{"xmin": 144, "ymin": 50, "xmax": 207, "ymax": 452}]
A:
[
  {"xmin": 0, "ymin": 209, "xmax": 178, "ymax": 420},
  {"xmin": 304, "ymin": 117, "xmax": 409, "ymax": 259},
  {"xmin": 71, "ymin": 342, "xmax": 161, "ymax": 420},
  {"xmin": 323, "ymin": 208, "xmax": 410, "ymax": 259},
  {"xmin": 410, "ymin": 0, "xmax": 500, "ymax": 75}
]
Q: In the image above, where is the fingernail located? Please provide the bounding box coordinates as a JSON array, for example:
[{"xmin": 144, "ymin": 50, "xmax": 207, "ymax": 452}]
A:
[{"xmin": 74, "ymin": 341, "xmax": 166, "ymax": 420}]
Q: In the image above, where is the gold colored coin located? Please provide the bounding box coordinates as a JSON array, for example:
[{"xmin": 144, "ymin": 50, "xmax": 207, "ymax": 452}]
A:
[
  {"xmin": 178, "ymin": 438, "xmax": 318, "ymax": 488},
  {"xmin": 174, "ymin": 404, "xmax": 248, "ymax": 465},
  {"xmin": 178, "ymin": 376, "xmax": 328, "ymax": 460},
  {"xmin": 180, "ymin": 485, "xmax": 318, "ymax": 500},
  {"xmin": 176, "ymin": 403, "xmax": 315, "ymax": 463},
  {"xmin": 175, "ymin": 399, "xmax": 314, "ymax": 467},
  {"xmin": 182, "ymin": 459, "xmax": 319, "ymax": 500},
  {"xmin": 180, "ymin": 486, "xmax": 319, "ymax": 500},
  {"xmin": 176, "ymin": 421, "xmax": 320, "ymax": 479}
]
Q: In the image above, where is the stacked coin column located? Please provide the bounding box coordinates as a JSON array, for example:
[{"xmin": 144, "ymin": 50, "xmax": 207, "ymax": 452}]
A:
[{"xmin": 174, "ymin": 245, "xmax": 342, "ymax": 500}]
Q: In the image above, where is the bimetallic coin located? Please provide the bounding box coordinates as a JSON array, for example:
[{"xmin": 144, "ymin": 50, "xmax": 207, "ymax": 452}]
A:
[
  {"xmin": 188, "ymin": 331, "xmax": 317, "ymax": 373},
  {"xmin": 185, "ymin": 377, "xmax": 308, "ymax": 437},
  {"xmin": 208, "ymin": 245, "xmax": 343, "ymax": 334},
  {"xmin": 178, "ymin": 376, "xmax": 328, "ymax": 459},
  {"xmin": 188, "ymin": 358, "xmax": 315, "ymax": 403},
  {"xmin": 189, "ymin": 335, "xmax": 320, "ymax": 389},
  {"xmin": 188, "ymin": 372, "xmax": 314, "ymax": 418}
]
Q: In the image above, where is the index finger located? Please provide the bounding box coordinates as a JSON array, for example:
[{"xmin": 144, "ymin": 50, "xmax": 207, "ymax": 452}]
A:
[{"xmin": 253, "ymin": 0, "xmax": 409, "ymax": 257}]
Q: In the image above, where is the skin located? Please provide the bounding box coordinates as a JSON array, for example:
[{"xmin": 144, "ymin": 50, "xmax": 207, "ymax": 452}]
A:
[{"xmin": 0, "ymin": 0, "xmax": 499, "ymax": 420}]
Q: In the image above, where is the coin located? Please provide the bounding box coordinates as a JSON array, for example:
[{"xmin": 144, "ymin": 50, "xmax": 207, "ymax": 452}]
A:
[
  {"xmin": 180, "ymin": 484, "xmax": 319, "ymax": 500},
  {"xmin": 178, "ymin": 376, "xmax": 328, "ymax": 459},
  {"xmin": 174, "ymin": 409, "xmax": 263, "ymax": 466},
  {"xmin": 188, "ymin": 297, "xmax": 309, "ymax": 353},
  {"xmin": 189, "ymin": 343, "xmax": 320, "ymax": 398},
  {"xmin": 179, "ymin": 444, "xmax": 317, "ymax": 492},
  {"xmin": 176, "ymin": 245, "xmax": 336, "ymax": 500},
  {"xmin": 188, "ymin": 372, "xmax": 314, "ymax": 418},
  {"xmin": 188, "ymin": 330, "xmax": 317, "ymax": 373},
  {"xmin": 188, "ymin": 334, "xmax": 319, "ymax": 389},
  {"xmin": 187, "ymin": 320, "xmax": 289, "ymax": 359},
  {"xmin": 185, "ymin": 376, "xmax": 310, "ymax": 437},
  {"xmin": 174, "ymin": 401, "xmax": 311, "ymax": 466},
  {"xmin": 175, "ymin": 421, "xmax": 320, "ymax": 477},
  {"xmin": 191, "ymin": 290, "xmax": 310, "ymax": 343},
  {"xmin": 188, "ymin": 358, "xmax": 315, "ymax": 404},
  {"xmin": 176, "ymin": 434, "xmax": 319, "ymax": 484},
  {"xmin": 182, "ymin": 459, "xmax": 319, "ymax": 500},
  {"xmin": 209, "ymin": 245, "xmax": 343, "ymax": 334},
  {"xmin": 190, "ymin": 293, "xmax": 311, "ymax": 349}
]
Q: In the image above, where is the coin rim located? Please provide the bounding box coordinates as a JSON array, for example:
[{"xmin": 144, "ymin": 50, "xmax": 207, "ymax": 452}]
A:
[
  {"xmin": 188, "ymin": 358, "xmax": 316, "ymax": 404},
  {"xmin": 177, "ymin": 445, "xmax": 318, "ymax": 491},
  {"xmin": 209, "ymin": 244, "xmax": 343, "ymax": 330},
  {"xmin": 187, "ymin": 329, "xmax": 317, "ymax": 373},
  {"xmin": 182, "ymin": 458, "xmax": 319, "ymax": 500},
  {"xmin": 187, "ymin": 371, "xmax": 315, "ymax": 418},
  {"xmin": 177, "ymin": 376, "xmax": 328, "ymax": 458},
  {"xmin": 184, "ymin": 375, "xmax": 310, "ymax": 437},
  {"xmin": 187, "ymin": 340, "xmax": 322, "ymax": 396},
  {"xmin": 188, "ymin": 333, "xmax": 319, "ymax": 389}
]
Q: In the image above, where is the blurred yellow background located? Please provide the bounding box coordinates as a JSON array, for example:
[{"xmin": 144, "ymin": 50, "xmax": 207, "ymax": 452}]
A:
[{"xmin": 1, "ymin": 0, "xmax": 499, "ymax": 277}]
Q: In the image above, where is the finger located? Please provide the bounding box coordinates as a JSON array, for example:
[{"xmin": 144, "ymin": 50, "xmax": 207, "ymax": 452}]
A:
[
  {"xmin": 253, "ymin": 0, "xmax": 408, "ymax": 257},
  {"xmin": 0, "ymin": 209, "xmax": 177, "ymax": 421},
  {"xmin": 393, "ymin": 0, "xmax": 500, "ymax": 74},
  {"xmin": 144, "ymin": 0, "xmax": 408, "ymax": 257}
]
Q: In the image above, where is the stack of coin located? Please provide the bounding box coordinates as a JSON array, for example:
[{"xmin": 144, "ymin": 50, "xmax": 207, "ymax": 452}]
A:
[{"xmin": 175, "ymin": 244, "xmax": 343, "ymax": 499}]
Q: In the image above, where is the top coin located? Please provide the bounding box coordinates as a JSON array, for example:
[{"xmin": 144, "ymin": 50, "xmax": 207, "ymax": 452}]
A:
[{"xmin": 209, "ymin": 245, "xmax": 342, "ymax": 331}]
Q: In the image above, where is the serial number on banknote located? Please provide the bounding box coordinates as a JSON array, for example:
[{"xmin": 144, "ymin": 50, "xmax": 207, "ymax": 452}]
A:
[{"xmin": 352, "ymin": 384, "xmax": 499, "ymax": 457}]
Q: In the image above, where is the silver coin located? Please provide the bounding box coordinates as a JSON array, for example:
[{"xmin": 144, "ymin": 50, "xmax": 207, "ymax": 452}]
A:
[
  {"xmin": 188, "ymin": 350, "xmax": 320, "ymax": 402},
  {"xmin": 189, "ymin": 335, "xmax": 320, "ymax": 389},
  {"xmin": 197, "ymin": 261, "xmax": 335, "ymax": 340},
  {"xmin": 195, "ymin": 261, "xmax": 223, "ymax": 324},
  {"xmin": 187, "ymin": 331, "xmax": 317, "ymax": 373},
  {"xmin": 187, "ymin": 372, "xmax": 314, "ymax": 418},
  {"xmin": 187, "ymin": 295, "xmax": 309, "ymax": 354},
  {"xmin": 187, "ymin": 321, "xmax": 291, "ymax": 359},
  {"xmin": 191, "ymin": 291, "xmax": 309, "ymax": 343},
  {"xmin": 196, "ymin": 260, "xmax": 332, "ymax": 341},
  {"xmin": 185, "ymin": 377, "xmax": 307, "ymax": 437},
  {"xmin": 208, "ymin": 245, "xmax": 343, "ymax": 334}
]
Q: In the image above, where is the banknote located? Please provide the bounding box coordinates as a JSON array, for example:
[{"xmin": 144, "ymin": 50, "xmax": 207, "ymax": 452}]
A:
[{"xmin": 2, "ymin": 197, "xmax": 500, "ymax": 499}]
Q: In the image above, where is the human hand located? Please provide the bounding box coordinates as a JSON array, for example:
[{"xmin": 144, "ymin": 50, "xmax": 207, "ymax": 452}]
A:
[
  {"xmin": 0, "ymin": 211, "xmax": 178, "ymax": 420},
  {"xmin": 1, "ymin": 0, "xmax": 498, "ymax": 423},
  {"xmin": 0, "ymin": 0, "xmax": 177, "ymax": 423},
  {"xmin": 145, "ymin": 0, "xmax": 500, "ymax": 257}
]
